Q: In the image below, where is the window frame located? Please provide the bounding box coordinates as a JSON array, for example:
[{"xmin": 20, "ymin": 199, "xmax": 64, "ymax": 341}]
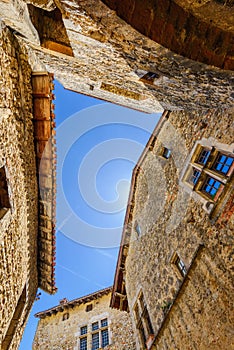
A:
[
  {"xmin": 212, "ymin": 152, "xmax": 234, "ymax": 175},
  {"xmin": 79, "ymin": 317, "xmax": 110, "ymax": 350},
  {"xmin": 134, "ymin": 292, "xmax": 154, "ymax": 349},
  {"xmin": 80, "ymin": 336, "xmax": 88, "ymax": 350},
  {"xmin": 91, "ymin": 331, "xmax": 99, "ymax": 350},
  {"xmin": 180, "ymin": 141, "xmax": 234, "ymax": 213},
  {"xmin": 162, "ymin": 147, "xmax": 171, "ymax": 159}
]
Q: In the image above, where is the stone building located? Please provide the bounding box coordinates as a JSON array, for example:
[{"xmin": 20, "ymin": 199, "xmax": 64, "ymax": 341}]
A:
[
  {"xmin": 0, "ymin": 0, "xmax": 233, "ymax": 349},
  {"xmin": 0, "ymin": 23, "xmax": 56, "ymax": 350},
  {"xmin": 0, "ymin": 0, "xmax": 233, "ymax": 112},
  {"xmin": 111, "ymin": 109, "xmax": 234, "ymax": 350},
  {"xmin": 33, "ymin": 287, "xmax": 135, "ymax": 350}
]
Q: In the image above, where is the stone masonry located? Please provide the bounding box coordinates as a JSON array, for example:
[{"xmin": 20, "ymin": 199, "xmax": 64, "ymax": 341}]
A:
[
  {"xmin": 0, "ymin": 21, "xmax": 57, "ymax": 349},
  {"xmin": 0, "ymin": 22, "xmax": 38, "ymax": 350},
  {"xmin": 33, "ymin": 288, "xmax": 135, "ymax": 350},
  {"xmin": 112, "ymin": 108, "xmax": 234, "ymax": 350},
  {"xmin": 0, "ymin": 0, "xmax": 233, "ymax": 112}
]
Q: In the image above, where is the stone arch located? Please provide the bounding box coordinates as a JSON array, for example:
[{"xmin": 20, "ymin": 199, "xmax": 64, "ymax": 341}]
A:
[{"xmin": 101, "ymin": 0, "xmax": 234, "ymax": 70}]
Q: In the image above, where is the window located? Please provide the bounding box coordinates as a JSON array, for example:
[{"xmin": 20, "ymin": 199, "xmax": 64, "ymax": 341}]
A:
[
  {"xmin": 213, "ymin": 153, "xmax": 233, "ymax": 174},
  {"xmin": 86, "ymin": 304, "xmax": 93, "ymax": 312},
  {"xmin": 80, "ymin": 318, "xmax": 110, "ymax": 349},
  {"xmin": 135, "ymin": 222, "xmax": 142, "ymax": 236},
  {"xmin": 182, "ymin": 143, "xmax": 234, "ymax": 210},
  {"xmin": 101, "ymin": 318, "xmax": 108, "ymax": 327},
  {"xmin": 101, "ymin": 329, "xmax": 109, "ymax": 347},
  {"xmin": 92, "ymin": 322, "xmax": 99, "ymax": 331},
  {"xmin": 202, "ymin": 177, "xmax": 222, "ymax": 198},
  {"xmin": 190, "ymin": 168, "xmax": 201, "ymax": 185},
  {"xmin": 174, "ymin": 254, "xmax": 187, "ymax": 277},
  {"xmin": 62, "ymin": 312, "xmax": 69, "ymax": 321},
  {"xmin": 80, "ymin": 326, "xmax": 87, "ymax": 335},
  {"xmin": 162, "ymin": 147, "xmax": 171, "ymax": 159},
  {"xmin": 0, "ymin": 166, "xmax": 10, "ymax": 219},
  {"xmin": 92, "ymin": 332, "xmax": 99, "ymax": 350},
  {"xmin": 196, "ymin": 148, "xmax": 210, "ymax": 165},
  {"xmin": 79, "ymin": 326, "xmax": 88, "ymax": 350},
  {"xmin": 80, "ymin": 337, "xmax": 87, "ymax": 350},
  {"xmin": 140, "ymin": 71, "xmax": 160, "ymax": 85},
  {"xmin": 134, "ymin": 292, "xmax": 154, "ymax": 349}
]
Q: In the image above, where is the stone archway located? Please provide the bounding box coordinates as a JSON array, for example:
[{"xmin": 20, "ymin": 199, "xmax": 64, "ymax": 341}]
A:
[{"xmin": 101, "ymin": 0, "xmax": 234, "ymax": 70}]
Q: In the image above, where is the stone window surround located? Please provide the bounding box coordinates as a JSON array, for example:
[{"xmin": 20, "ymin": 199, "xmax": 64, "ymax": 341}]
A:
[
  {"xmin": 179, "ymin": 138, "xmax": 234, "ymax": 214},
  {"xmin": 77, "ymin": 312, "xmax": 111, "ymax": 350},
  {"xmin": 170, "ymin": 252, "xmax": 187, "ymax": 278},
  {"xmin": 132, "ymin": 289, "xmax": 154, "ymax": 350}
]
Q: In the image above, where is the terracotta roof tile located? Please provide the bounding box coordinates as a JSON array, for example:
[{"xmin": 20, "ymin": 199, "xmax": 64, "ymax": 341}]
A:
[{"xmin": 32, "ymin": 71, "xmax": 57, "ymax": 294}]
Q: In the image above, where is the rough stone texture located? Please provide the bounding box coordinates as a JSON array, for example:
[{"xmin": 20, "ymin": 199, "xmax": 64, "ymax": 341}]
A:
[
  {"xmin": 102, "ymin": 0, "xmax": 234, "ymax": 69},
  {"xmin": 33, "ymin": 290, "xmax": 136, "ymax": 350},
  {"xmin": 123, "ymin": 108, "xmax": 234, "ymax": 350},
  {"xmin": 0, "ymin": 22, "xmax": 38, "ymax": 350},
  {"xmin": 153, "ymin": 248, "xmax": 234, "ymax": 350},
  {"xmin": 0, "ymin": 0, "xmax": 233, "ymax": 112}
]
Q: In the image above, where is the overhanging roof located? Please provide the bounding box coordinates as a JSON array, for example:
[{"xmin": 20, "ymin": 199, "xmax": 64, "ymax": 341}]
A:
[
  {"xmin": 32, "ymin": 72, "xmax": 57, "ymax": 294},
  {"xmin": 35, "ymin": 286, "xmax": 112, "ymax": 318},
  {"xmin": 110, "ymin": 111, "xmax": 170, "ymax": 310}
]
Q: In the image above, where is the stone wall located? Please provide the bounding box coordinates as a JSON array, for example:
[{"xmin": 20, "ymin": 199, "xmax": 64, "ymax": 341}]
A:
[
  {"xmin": 152, "ymin": 247, "xmax": 233, "ymax": 350},
  {"xmin": 25, "ymin": 0, "xmax": 234, "ymax": 111},
  {"xmin": 0, "ymin": 22, "xmax": 38, "ymax": 350},
  {"xmin": 101, "ymin": 0, "xmax": 234, "ymax": 69},
  {"xmin": 124, "ymin": 108, "xmax": 234, "ymax": 349},
  {"xmin": 33, "ymin": 291, "xmax": 135, "ymax": 350},
  {"xmin": 0, "ymin": 0, "xmax": 233, "ymax": 112}
]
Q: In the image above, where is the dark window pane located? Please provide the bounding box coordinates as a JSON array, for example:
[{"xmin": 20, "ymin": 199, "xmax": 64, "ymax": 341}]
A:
[
  {"xmin": 86, "ymin": 304, "xmax": 93, "ymax": 312},
  {"xmin": 213, "ymin": 154, "xmax": 233, "ymax": 174},
  {"xmin": 101, "ymin": 318, "xmax": 108, "ymax": 327},
  {"xmin": 80, "ymin": 326, "xmax": 87, "ymax": 335},
  {"xmin": 92, "ymin": 322, "xmax": 99, "ymax": 331},
  {"xmin": 197, "ymin": 149, "xmax": 210, "ymax": 165},
  {"xmin": 80, "ymin": 337, "xmax": 87, "ymax": 350},
  {"xmin": 208, "ymin": 178, "xmax": 214, "ymax": 185},
  {"xmin": 190, "ymin": 168, "xmax": 201, "ymax": 184},
  {"xmin": 203, "ymin": 177, "xmax": 221, "ymax": 198},
  {"xmin": 0, "ymin": 167, "xmax": 11, "ymax": 210},
  {"xmin": 92, "ymin": 332, "xmax": 99, "ymax": 350},
  {"xmin": 162, "ymin": 148, "xmax": 171, "ymax": 159},
  {"xmin": 101, "ymin": 329, "xmax": 109, "ymax": 347}
]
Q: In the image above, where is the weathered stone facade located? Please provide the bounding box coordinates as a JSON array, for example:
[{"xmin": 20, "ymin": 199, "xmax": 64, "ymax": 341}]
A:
[
  {"xmin": 0, "ymin": 22, "xmax": 56, "ymax": 350},
  {"xmin": 112, "ymin": 108, "xmax": 234, "ymax": 350},
  {"xmin": 33, "ymin": 288, "xmax": 135, "ymax": 350},
  {"xmin": 0, "ymin": 0, "xmax": 233, "ymax": 112},
  {"xmin": 0, "ymin": 22, "xmax": 38, "ymax": 350},
  {"xmin": 0, "ymin": 0, "xmax": 233, "ymax": 349}
]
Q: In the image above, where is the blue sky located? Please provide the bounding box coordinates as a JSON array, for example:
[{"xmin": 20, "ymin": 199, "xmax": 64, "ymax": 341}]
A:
[{"xmin": 19, "ymin": 81, "xmax": 161, "ymax": 349}]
